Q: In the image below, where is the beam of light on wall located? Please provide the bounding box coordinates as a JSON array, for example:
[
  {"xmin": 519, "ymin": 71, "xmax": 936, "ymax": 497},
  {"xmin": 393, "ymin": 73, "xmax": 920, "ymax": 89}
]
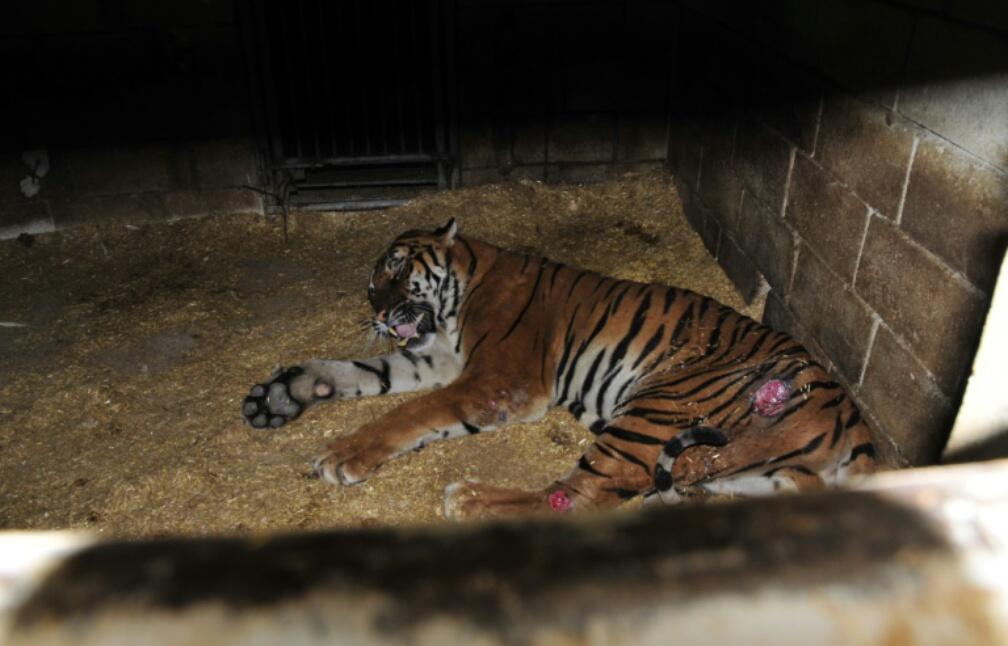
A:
[{"xmin": 944, "ymin": 250, "xmax": 1008, "ymax": 462}]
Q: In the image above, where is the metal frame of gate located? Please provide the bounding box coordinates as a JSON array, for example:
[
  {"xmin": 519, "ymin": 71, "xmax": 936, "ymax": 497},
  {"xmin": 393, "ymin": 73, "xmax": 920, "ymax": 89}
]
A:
[{"xmin": 238, "ymin": 0, "xmax": 458, "ymax": 212}]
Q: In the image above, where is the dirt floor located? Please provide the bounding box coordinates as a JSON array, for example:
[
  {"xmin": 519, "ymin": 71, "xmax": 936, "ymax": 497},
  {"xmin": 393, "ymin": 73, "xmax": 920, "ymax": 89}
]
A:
[{"xmin": 0, "ymin": 173, "xmax": 761, "ymax": 538}]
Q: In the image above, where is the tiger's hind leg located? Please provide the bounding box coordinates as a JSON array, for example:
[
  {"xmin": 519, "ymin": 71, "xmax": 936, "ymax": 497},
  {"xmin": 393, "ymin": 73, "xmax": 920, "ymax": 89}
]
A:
[
  {"xmin": 651, "ymin": 426, "xmax": 729, "ymax": 504},
  {"xmin": 444, "ymin": 412, "xmax": 689, "ymax": 519},
  {"xmin": 443, "ymin": 481, "xmax": 549, "ymax": 520},
  {"xmin": 649, "ymin": 425, "xmax": 812, "ymax": 503},
  {"xmin": 652, "ymin": 414, "xmax": 871, "ymax": 504},
  {"xmin": 443, "ymin": 358, "xmax": 877, "ymax": 520}
]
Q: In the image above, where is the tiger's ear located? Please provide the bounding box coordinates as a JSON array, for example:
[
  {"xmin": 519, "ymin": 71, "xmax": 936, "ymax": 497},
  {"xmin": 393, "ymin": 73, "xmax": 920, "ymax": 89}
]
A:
[{"xmin": 434, "ymin": 217, "xmax": 458, "ymax": 246}]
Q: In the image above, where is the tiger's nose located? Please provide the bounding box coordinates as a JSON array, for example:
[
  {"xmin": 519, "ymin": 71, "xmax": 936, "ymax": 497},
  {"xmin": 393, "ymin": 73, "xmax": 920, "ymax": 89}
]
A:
[{"xmin": 376, "ymin": 309, "xmax": 387, "ymax": 322}]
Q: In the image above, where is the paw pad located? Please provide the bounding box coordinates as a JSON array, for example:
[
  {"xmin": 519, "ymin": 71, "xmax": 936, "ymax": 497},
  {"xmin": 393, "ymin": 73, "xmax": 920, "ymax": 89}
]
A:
[
  {"xmin": 241, "ymin": 365, "xmax": 307, "ymax": 429},
  {"xmin": 313, "ymin": 380, "xmax": 334, "ymax": 398}
]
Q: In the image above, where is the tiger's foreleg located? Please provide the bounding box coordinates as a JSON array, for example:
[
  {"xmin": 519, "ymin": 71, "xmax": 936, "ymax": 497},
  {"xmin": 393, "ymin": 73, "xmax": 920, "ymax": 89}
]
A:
[
  {"xmin": 240, "ymin": 338, "xmax": 462, "ymax": 429},
  {"xmin": 313, "ymin": 378, "xmax": 549, "ymax": 485}
]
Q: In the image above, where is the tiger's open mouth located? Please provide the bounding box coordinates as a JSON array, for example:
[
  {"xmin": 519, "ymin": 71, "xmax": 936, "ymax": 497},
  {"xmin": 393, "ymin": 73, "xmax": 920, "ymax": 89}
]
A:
[
  {"xmin": 377, "ymin": 308, "xmax": 437, "ymax": 351},
  {"xmin": 388, "ymin": 313, "xmax": 423, "ymax": 345}
]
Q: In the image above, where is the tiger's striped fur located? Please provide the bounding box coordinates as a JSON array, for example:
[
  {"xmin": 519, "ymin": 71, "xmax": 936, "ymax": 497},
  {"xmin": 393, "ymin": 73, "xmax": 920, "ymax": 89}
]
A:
[{"xmin": 241, "ymin": 219, "xmax": 876, "ymax": 519}]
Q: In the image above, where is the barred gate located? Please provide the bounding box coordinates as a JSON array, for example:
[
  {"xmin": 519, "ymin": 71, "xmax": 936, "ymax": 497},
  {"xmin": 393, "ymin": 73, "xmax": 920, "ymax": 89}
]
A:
[{"xmin": 239, "ymin": 0, "xmax": 457, "ymax": 211}]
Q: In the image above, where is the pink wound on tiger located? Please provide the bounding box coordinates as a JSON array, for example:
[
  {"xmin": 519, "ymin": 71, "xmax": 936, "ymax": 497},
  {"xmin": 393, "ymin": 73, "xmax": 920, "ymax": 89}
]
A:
[
  {"xmin": 753, "ymin": 379, "xmax": 790, "ymax": 417},
  {"xmin": 549, "ymin": 490, "xmax": 572, "ymax": 513}
]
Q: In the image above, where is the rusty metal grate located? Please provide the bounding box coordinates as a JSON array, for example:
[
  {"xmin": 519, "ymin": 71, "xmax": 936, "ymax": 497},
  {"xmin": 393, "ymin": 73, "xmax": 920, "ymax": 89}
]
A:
[{"xmin": 239, "ymin": 0, "xmax": 457, "ymax": 211}]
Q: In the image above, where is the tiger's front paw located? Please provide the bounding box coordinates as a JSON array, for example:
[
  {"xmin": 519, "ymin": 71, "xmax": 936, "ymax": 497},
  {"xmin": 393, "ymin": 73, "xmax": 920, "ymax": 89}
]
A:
[
  {"xmin": 242, "ymin": 366, "xmax": 310, "ymax": 429},
  {"xmin": 311, "ymin": 435, "xmax": 387, "ymax": 486},
  {"xmin": 242, "ymin": 364, "xmax": 336, "ymax": 429}
]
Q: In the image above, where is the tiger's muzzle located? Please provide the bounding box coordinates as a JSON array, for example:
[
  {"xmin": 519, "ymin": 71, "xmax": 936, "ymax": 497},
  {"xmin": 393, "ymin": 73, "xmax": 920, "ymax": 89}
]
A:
[{"xmin": 374, "ymin": 301, "xmax": 437, "ymax": 349}]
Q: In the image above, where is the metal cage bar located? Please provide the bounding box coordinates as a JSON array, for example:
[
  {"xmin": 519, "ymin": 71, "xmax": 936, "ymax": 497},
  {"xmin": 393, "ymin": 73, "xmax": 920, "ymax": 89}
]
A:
[{"xmin": 240, "ymin": 0, "xmax": 456, "ymax": 212}]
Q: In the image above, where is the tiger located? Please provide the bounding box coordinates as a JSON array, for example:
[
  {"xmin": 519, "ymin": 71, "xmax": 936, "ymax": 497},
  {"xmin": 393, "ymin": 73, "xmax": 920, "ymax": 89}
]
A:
[{"xmin": 241, "ymin": 218, "xmax": 876, "ymax": 519}]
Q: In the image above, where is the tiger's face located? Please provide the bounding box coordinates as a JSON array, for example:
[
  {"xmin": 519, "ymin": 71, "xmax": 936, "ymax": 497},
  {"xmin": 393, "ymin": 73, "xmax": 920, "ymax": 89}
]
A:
[{"xmin": 367, "ymin": 218, "xmax": 457, "ymax": 351}]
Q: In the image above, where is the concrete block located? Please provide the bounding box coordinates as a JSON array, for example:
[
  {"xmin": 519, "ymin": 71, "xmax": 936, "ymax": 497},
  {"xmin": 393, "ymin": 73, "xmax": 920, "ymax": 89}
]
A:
[
  {"xmin": 786, "ymin": 154, "xmax": 870, "ymax": 284},
  {"xmin": 700, "ymin": 161, "xmax": 744, "ymax": 235},
  {"xmin": 617, "ymin": 112, "xmax": 668, "ymax": 162},
  {"xmin": 817, "ymin": 93, "xmax": 915, "ymax": 220},
  {"xmin": 546, "ymin": 163, "xmax": 610, "ymax": 185},
  {"xmin": 0, "ymin": 201, "xmax": 54, "ymax": 240},
  {"xmin": 163, "ymin": 189, "xmax": 262, "ymax": 219},
  {"xmin": 618, "ymin": 69, "xmax": 673, "ymax": 112},
  {"xmin": 67, "ymin": 145, "xmax": 187, "ymax": 195},
  {"xmin": 738, "ymin": 192, "xmax": 797, "ymax": 294},
  {"xmin": 667, "ymin": 121, "xmax": 703, "ymax": 192},
  {"xmin": 548, "ymin": 114, "xmax": 615, "ymax": 163},
  {"xmin": 459, "ymin": 122, "xmax": 497, "ymax": 170},
  {"xmin": 748, "ymin": 54, "xmax": 822, "ymax": 154},
  {"xmin": 902, "ymin": 138, "xmax": 1008, "ymax": 294},
  {"xmin": 508, "ymin": 165, "xmax": 545, "ymax": 184},
  {"xmin": 51, "ymin": 192, "xmax": 169, "ymax": 228},
  {"xmin": 734, "ymin": 120, "xmax": 792, "ymax": 214},
  {"xmin": 460, "ymin": 167, "xmax": 502, "ymax": 187},
  {"xmin": 859, "ymin": 325, "xmax": 954, "ymax": 466},
  {"xmin": 789, "ymin": 244, "xmax": 876, "ymax": 384},
  {"xmin": 676, "ymin": 178, "xmax": 706, "ymax": 235},
  {"xmin": 740, "ymin": 0, "xmax": 822, "ymax": 69},
  {"xmin": 814, "ymin": 0, "xmax": 915, "ymax": 108},
  {"xmin": 606, "ymin": 161, "xmax": 666, "ymax": 179},
  {"xmin": 865, "ymin": 414, "xmax": 905, "ymax": 468},
  {"xmin": 695, "ymin": 204, "xmax": 722, "ymax": 259},
  {"xmin": 512, "ymin": 123, "xmax": 546, "ymax": 165},
  {"xmin": 762, "ymin": 290, "xmax": 797, "ymax": 337},
  {"xmin": 901, "ymin": 17, "xmax": 1008, "ymax": 170},
  {"xmin": 191, "ymin": 138, "xmax": 258, "ymax": 189},
  {"xmin": 855, "ymin": 216, "xmax": 988, "ymax": 394},
  {"xmin": 762, "ymin": 290, "xmax": 838, "ymax": 378},
  {"xmin": 718, "ymin": 233, "xmax": 765, "ymax": 303},
  {"xmin": 563, "ymin": 62, "xmax": 621, "ymax": 112},
  {"xmin": 697, "ymin": 121, "xmax": 743, "ymax": 233}
]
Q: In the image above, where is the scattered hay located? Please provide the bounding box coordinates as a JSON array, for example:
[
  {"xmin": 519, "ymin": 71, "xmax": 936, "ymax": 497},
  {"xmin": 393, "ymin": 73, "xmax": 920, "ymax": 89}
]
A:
[{"xmin": 0, "ymin": 173, "xmax": 760, "ymax": 537}]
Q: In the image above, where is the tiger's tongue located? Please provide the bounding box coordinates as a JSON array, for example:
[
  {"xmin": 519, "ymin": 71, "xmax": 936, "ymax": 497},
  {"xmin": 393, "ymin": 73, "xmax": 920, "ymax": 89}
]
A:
[{"xmin": 393, "ymin": 322, "xmax": 418, "ymax": 339}]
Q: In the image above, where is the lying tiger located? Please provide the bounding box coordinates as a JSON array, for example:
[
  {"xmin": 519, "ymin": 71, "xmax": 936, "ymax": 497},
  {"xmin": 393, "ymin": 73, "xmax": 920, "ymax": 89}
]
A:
[{"xmin": 242, "ymin": 218, "xmax": 875, "ymax": 518}]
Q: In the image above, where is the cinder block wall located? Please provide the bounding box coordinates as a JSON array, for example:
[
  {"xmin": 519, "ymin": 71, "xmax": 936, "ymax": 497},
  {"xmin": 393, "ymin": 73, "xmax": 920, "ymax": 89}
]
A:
[
  {"xmin": 0, "ymin": 1, "xmax": 262, "ymax": 239},
  {"xmin": 668, "ymin": 1, "xmax": 1007, "ymax": 466}
]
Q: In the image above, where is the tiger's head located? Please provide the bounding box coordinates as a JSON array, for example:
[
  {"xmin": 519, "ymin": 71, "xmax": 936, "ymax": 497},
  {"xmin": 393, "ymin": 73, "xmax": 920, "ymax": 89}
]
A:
[{"xmin": 367, "ymin": 218, "xmax": 458, "ymax": 351}]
